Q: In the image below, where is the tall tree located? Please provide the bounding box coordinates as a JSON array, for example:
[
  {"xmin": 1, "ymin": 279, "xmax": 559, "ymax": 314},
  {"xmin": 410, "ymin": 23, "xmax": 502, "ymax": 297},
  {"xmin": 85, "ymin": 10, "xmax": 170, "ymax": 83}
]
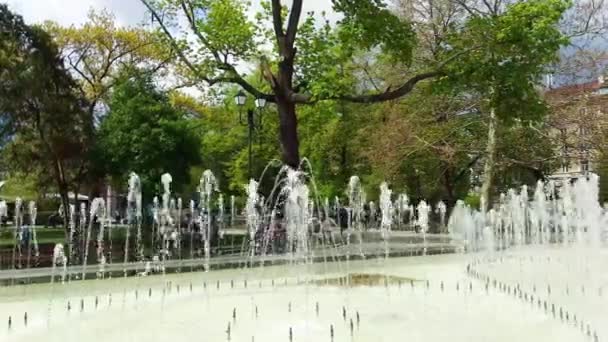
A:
[
  {"xmin": 0, "ymin": 4, "xmax": 93, "ymax": 232},
  {"xmin": 437, "ymin": 0, "xmax": 569, "ymax": 210},
  {"xmin": 142, "ymin": 0, "xmax": 572, "ymax": 176},
  {"xmin": 141, "ymin": 0, "xmax": 465, "ymax": 168}
]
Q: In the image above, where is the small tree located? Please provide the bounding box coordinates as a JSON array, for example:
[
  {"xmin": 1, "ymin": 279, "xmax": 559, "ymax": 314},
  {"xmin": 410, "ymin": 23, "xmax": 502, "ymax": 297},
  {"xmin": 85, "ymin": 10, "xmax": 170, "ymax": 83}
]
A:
[
  {"xmin": 97, "ymin": 72, "xmax": 202, "ymax": 197},
  {"xmin": 44, "ymin": 10, "xmax": 173, "ymax": 121}
]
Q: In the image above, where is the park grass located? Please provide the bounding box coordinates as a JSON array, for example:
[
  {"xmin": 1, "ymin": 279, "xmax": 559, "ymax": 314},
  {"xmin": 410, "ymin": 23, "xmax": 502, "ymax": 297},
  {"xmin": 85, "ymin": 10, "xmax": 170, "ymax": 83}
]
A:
[
  {"xmin": 0, "ymin": 227, "xmax": 65, "ymax": 247},
  {"xmin": 0, "ymin": 226, "xmax": 132, "ymax": 247}
]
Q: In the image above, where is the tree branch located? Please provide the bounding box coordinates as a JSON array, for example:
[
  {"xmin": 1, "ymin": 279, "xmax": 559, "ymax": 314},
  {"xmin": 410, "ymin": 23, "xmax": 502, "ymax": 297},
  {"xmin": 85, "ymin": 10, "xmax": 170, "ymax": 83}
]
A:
[
  {"xmin": 271, "ymin": 0, "xmax": 285, "ymax": 55},
  {"xmin": 502, "ymin": 157, "xmax": 552, "ymax": 180},
  {"xmin": 179, "ymin": 0, "xmax": 222, "ymax": 63},
  {"xmin": 454, "ymin": 154, "xmax": 482, "ymax": 182},
  {"xmin": 141, "ymin": 0, "xmax": 200, "ymax": 74},
  {"xmin": 481, "ymin": 0, "xmax": 496, "ymax": 15},
  {"xmin": 67, "ymin": 52, "xmax": 95, "ymax": 90},
  {"xmin": 362, "ymin": 64, "xmax": 382, "ymax": 92},
  {"xmin": 293, "ymin": 45, "xmax": 478, "ymax": 104},
  {"xmin": 285, "ymin": 0, "xmax": 303, "ymax": 47},
  {"xmin": 140, "ymin": 0, "xmax": 273, "ymax": 101},
  {"xmin": 290, "ymin": 70, "xmax": 442, "ymax": 104},
  {"xmin": 341, "ymin": 71, "xmax": 444, "ymax": 103},
  {"xmin": 453, "ymin": 0, "xmax": 485, "ymax": 16}
]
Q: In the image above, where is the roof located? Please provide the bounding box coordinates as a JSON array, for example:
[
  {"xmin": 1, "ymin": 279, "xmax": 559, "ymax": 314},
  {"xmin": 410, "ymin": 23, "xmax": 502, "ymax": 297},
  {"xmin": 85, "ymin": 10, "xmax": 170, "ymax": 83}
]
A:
[{"xmin": 545, "ymin": 79, "xmax": 606, "ymax": 98}]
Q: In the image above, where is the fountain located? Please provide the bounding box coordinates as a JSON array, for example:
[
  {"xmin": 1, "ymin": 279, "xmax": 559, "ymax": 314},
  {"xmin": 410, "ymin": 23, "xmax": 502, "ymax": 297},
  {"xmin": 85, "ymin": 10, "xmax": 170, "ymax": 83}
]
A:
[
  {"xmin": 284, "ymin": 169, "xmax": 311, "ymax": 264},
  {"xmin": 27, "ymin": 201, "xmax": 39, "ymax": 269},
  {"xmin": 347, "ymin": 176, "xmax": 365, "ymax": 258},
  {"xmin": 160, "ymin": 173, "xmax": 173, "ymax": 272},
  {"xmin": 82, "ymin": 197, "xmax": 104, "ymax": 280},
  {"xmin": 379, "ymin": 182, "xmax": 392, "ymax": 259},
  {"xmin": 436, "ymin": 200, "xmax": 447, "ymax": 231},
  {"xmin": 126, "ymin": 172, "xmax": 143, "ymax": 271},
  {"xmin": 245, "ymin": 178, "xmax": 261, "ymax": 264},
  {"xmin": 200, "ymin": 170, "xmax": 218, "ymax": 271},
  {"xmin": 0, "ymin": 167, "xmax": 606, "ymax": 342}
]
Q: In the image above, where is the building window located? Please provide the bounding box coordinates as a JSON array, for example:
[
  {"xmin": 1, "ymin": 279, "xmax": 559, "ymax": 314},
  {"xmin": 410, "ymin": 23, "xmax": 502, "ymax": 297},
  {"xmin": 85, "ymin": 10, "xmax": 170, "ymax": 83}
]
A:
[{"xmin": 581, "ymin": 159, "xmax": 589, "ymax": 172}]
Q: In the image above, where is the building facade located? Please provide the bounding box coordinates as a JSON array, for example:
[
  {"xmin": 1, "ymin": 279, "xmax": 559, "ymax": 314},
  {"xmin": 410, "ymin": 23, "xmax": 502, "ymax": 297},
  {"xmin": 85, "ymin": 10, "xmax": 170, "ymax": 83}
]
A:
[{"xmin": 544, "ymin": 76, "xmax": 608, "ymax": 182}]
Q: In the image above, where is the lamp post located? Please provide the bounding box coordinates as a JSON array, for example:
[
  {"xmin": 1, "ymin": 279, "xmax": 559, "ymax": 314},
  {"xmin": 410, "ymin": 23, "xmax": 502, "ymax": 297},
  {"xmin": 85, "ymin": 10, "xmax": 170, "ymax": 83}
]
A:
[{"xmin": 235, "ymin": 90, "xmax": 266, "ymax": 180}]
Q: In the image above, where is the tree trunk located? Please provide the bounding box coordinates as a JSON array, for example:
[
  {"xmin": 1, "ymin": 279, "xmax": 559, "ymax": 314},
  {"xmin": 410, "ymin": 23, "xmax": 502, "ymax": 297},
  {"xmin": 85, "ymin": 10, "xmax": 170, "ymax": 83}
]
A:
[
  {"xmin": 51, "ymin": 157, "xmax": 70, "ymax": 240},
  {"xmin": 59, "ymin": 189, "xmax": 70, "ymax": 237},
  {"xmin": 276, "ymin": 97, "xmax": 300, "ymax": 168},
  {"xmin": 443, "ymin": 167, "xmax": 455, "ymax": 205},
  {"xmin": 480, "ymin": 108, "xmax": 497, "ymax": 213}
]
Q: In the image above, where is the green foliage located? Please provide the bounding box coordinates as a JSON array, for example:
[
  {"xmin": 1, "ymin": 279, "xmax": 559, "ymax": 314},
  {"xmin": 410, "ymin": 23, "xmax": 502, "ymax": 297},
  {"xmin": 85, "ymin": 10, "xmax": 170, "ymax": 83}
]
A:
[
  {"xmin": 298, "ymin": 101, "xmax": 356, "ymax": 198},
  {"xmin": 0, "ymin": 0, "xmax": 581, "ymax": 209},
  {"xmin": 439, "ymin": 0, "xmax": 571, "ymax": 123},
  {"xmin": 294, "ymin": 1, "xmax": 416, "ymax": 99},
  {"xmin": 494, "ymin": 123, "xmax": 558, "ymax": 191},
  {"xmin": 333, "ymin": 0, "xmax": 416, "ymax": 65},
  {"xmin": 350, "ymin": 83, "xmax": 483, "ymax": 202},
  {"xmin": 97, "ymin": 73, "xmax": 201, "ymax": 197},
  {"xmin": 0, "ymin": 4, "xmax": 93, "ymax": 204},
  {"xmin": 44, "ymin": 9, "xmax": 172, "ymax": 105},
  {"xmin": 195, "ymin": 0, "xmax": 256, "ymax": 61},
  {"xmin": 295, "ymin": 14, "xmax": 355, "ymax": 98},
  {"xmin": 464, "ymin": 194, "xmax": 481, "ymax": 210},
  {"xmin": 0, "ymin": 173, "xmax": 38, "ymax": 201},
  {"xmin": 152, "ymin": 0, "xmax": 257, "ymax": 77}
]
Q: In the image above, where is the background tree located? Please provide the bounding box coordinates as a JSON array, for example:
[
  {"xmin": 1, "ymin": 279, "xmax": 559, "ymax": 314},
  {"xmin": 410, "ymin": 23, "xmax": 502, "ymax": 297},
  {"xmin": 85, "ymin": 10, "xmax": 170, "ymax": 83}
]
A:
[
  {"xmin": 0, "ymin": 4, "xmax": 93, "ymax": 233},
  {"xmin": 141, "ymin": 0, "xmax": 467, "ymax": 168},
  {"xmin": 44, "ymin": 10, "xmax": 173, "ymax": 123},
  {"xmin": 360, "ymin": 87, "xmax": 484, "ymax": 204},
  {"xmin": 96, "ymin": 72, "xmax": 201, "ymax": 197},
  {"xmin": 436, "ymin": 0, "xmax": 569, "ymax": 210}
]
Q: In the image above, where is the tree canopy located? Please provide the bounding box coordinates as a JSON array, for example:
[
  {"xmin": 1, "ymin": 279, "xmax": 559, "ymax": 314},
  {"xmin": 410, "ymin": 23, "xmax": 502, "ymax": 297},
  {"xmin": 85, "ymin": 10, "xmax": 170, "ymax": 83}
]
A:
[
  {"xmin": 142, "ymin": 0, "xmax": 570, "ymax": 169},
  {"xmin": 1, "ymin": 0, "xmax": 601, "ymax": 209},
  {"xmin": 97, "ymin": 72, "xmax": 202, "ymax": 197},
  {"xmin": 0, "ymin": 4, "xmax": 93, "ymax": 228}
]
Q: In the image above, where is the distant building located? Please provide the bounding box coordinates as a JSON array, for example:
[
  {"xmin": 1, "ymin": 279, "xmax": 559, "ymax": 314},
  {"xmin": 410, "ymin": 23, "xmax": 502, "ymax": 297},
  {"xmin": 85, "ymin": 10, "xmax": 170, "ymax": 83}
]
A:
[{"xmin": 544, "ymin": 75, "xmax": 608, "ymax": 183}]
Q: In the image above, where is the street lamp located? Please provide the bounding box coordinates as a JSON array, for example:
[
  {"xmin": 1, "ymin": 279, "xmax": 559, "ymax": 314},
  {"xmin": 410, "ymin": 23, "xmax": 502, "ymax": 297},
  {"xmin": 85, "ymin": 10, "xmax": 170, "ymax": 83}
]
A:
[
  {"xmin": 234, "ymin": 90, "xmax": 247, "ymax": 106},
  {"xmin": 255, "ymin": 97, "xmax": 267, "ymax": 127},
  {"xmin": 234, "ymin": 91, "xmax": 267, "ymax": 180}
]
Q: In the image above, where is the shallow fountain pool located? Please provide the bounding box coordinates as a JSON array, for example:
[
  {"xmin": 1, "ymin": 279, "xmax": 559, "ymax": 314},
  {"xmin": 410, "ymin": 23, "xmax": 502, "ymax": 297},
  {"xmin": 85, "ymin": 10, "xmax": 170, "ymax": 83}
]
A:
[{"xmin": 1, "ymin": 252, "xmax": 596, "ymax": 342}]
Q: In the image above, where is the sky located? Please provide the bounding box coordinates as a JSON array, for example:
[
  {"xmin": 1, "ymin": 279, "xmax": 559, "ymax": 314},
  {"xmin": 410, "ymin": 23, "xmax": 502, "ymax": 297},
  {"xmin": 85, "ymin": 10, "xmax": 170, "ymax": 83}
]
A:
[
  {"xmin": 5, "ymin": 0, "xmax": 148, "ymax": 26},
  {"xmin": 4, "ymin": 0, "xmax": 337, "ymax": 27}
]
